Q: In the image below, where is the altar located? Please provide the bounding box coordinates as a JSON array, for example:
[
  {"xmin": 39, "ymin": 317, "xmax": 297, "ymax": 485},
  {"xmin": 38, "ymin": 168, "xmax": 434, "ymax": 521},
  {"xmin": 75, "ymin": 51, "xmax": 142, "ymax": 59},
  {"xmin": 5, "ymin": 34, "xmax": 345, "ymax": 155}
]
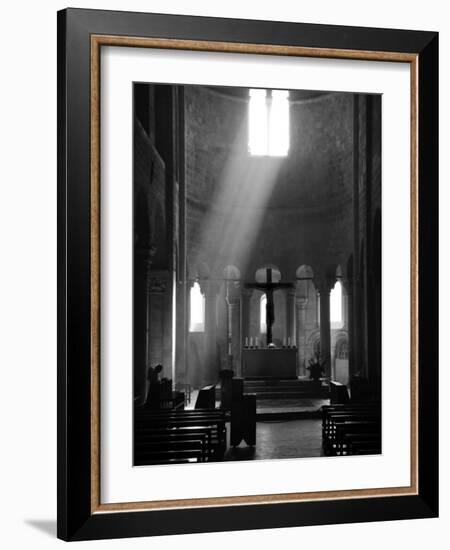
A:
[{"xmin": 242, "ymin": 348, "xmax": 297, "ymax": 379}]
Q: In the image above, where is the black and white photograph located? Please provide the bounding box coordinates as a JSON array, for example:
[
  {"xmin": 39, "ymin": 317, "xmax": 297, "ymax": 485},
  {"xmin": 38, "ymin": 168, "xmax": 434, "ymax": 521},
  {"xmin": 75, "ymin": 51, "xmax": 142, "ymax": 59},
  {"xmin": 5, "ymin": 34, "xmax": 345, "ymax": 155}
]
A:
[
  {"xmin": 132, "ymin": 83, "xmax": 382, "ymax": 466},
  {"xmin": 0, "ymin": 0, "xmax": 441, "ymax": 546}
]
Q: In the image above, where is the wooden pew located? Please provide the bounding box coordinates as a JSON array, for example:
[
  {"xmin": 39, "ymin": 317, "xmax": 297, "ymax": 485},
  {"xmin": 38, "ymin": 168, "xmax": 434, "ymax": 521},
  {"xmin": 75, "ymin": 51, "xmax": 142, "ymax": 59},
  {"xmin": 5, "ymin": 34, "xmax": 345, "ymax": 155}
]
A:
[
  {"xmin": 329, "ymin": 381, "xmax": 350, "ymax": 404},
  {"xmin": 343, "ymin": 432, "xmax": 382, "ymax": 455},
  {"xmin": 134, "ymin": 447, "xmax": 204, "ymax": 466},
  {"xmin": 135, "ymin": 425, "xmax": 216, "ymax": 459},
  {"xmin": 134, "ymin": 408, "xmax": 227, "ymax": 465},
  {"xmin": 321, "ymin": 404, "xmax": 381, "ymax": 456},
  {"xmin": 135, "ymin": 412, "xmax": 226, "ymax": 447},
  {"xmin": 331, "ymin": 421, "xmax": 381, "ymax": 455},
  {"xmin": 322, "ymin": 406, "xmax": 379, "ymax": 441},
  {"xmin": 135, "ymin": 431, "xmax": 210, "ymax": 458},
  {"xmin": 195, "ymin": 385, "xmax": 216, "ymax": 409}
]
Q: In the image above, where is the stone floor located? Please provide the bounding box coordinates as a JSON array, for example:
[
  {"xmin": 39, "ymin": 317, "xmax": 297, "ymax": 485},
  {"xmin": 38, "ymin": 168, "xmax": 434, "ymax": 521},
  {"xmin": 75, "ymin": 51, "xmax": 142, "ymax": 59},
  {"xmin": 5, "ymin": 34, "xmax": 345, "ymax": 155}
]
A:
[
  {"xmin": 186, "ymin": 390, "xmax": 328, "ymax": 415},
  {"xmin": 256, "ymin": 398, "xmax": 328, "ymax": 414},
  {"xmin": 224, "ymin": 418, "xmax": 323, "ymax": 461},
  {"xmin": 186, "ymin": 389, "xmax": 325, "ymax": 461}
]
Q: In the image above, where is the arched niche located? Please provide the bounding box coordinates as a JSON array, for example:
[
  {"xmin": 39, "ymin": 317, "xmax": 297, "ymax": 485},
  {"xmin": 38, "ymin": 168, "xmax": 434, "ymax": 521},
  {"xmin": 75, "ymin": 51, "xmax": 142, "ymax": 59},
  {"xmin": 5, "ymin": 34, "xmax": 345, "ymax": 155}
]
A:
[
  {"xmin": 296, "ymin": 265, "xmax": 314, "ymax": 279},
  {"xmin": 255, "ymin": 265, "xmax": 281, "ymax": 283},
  {"xmin": 296, "ymin": 264, "xmax": 315, "ymax": 299},
  {"xmin": 188, "ymin": 261, "xmax": 210, "ymax": 281},
  {"xmin": 223, "ymin": 265, "xmax": 241, "ymax": 281}
]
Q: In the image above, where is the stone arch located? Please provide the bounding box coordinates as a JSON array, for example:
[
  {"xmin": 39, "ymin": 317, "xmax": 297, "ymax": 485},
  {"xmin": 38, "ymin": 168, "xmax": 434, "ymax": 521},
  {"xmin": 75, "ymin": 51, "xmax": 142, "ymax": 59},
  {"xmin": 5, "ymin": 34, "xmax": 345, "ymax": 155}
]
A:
[
  {"xmin": 188, "ymin": 261, "xmax": 210, "ymax": 281},
  {"xmin": 223, "ymin": 265, "xmax": 241, "ymax": 281},
  {"xmin": 296, "ymin": 264, "xmax": 314, "ymax": 279},
  {"xmin": 296, "ymin": 264, "xmax": 315, "ymax": 291},
  {"xmin": 255, "ymin": 265, "xmax": 281, "ymax": 283}
]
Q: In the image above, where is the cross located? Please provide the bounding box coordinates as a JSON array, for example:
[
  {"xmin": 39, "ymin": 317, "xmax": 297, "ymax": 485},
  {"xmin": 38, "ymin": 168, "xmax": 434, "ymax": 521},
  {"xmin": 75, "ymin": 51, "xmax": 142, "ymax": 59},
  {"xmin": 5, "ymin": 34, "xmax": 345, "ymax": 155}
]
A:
[{"xmin": 245, "ymin": 268, "xmax": 293, "ymax": 346}]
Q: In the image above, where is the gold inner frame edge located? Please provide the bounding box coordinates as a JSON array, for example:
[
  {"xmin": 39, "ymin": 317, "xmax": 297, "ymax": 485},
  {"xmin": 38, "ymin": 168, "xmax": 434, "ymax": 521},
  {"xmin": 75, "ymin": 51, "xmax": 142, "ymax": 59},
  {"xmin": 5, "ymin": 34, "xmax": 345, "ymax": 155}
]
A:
[{"xmin": 89, "ymin": 34, "xmax": 419, "ymax": 514}]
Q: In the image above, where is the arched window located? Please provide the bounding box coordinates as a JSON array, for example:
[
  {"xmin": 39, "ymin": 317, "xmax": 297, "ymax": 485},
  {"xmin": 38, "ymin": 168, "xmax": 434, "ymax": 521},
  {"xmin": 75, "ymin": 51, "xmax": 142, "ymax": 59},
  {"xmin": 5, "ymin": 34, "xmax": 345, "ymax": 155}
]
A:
[
  {"xmin": 260, "ymin": 294, "xmax": 267, "ymax": 334},
  {"xmin": 248, "ymin": 89, "xmax": 289, "ymax": 156},
  {"xmin": 330, "ymin": 281, "xmax": 344, "ymax": 329},
  {"xmin": 189, "ymin": 282, "xmax": 205, "ymax": 332}
]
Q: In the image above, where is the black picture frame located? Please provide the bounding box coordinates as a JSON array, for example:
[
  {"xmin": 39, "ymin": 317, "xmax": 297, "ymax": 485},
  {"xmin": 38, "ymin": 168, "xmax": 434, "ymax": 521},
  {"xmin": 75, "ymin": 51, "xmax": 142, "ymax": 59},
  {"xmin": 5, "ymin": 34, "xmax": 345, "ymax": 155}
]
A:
[{"xmin": 57, "ymin": 8, "xmax": 438, "ymax": 541}]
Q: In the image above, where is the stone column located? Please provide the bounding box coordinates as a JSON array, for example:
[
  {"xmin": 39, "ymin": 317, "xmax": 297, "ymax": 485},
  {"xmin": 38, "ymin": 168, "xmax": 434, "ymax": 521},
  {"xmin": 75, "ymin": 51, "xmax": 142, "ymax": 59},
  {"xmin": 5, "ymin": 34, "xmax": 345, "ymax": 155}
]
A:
[
  {"xmin": 226, "ymin": 283, "xmax": 242, "ymax": 376},
  {"xmin": 295, "ymin": 297, "xmax": 308, "ymax": 377},
  {"xmin": 175, "ymin": 277, "xmax": 188, "ymax": 390},
  {"xmin": 143, "ymin": 253, "xmax": 153, "ymax": 371},
  {"xmin": 342, "ymin": 281, "xmax": 349, "ymax": 330},
  {"xmin": 317, "ymin": 281, "xmax": 332, "ymax": 378},
  {"xmin": 184, "ymin": 279, "xmax": 194, "ymax": 387},
  {"xmin": 148, "ymin": 271, "xmax": 169, "ymax": 371},
  {"xmin": 134, "ymin": 249, "xmax": 154, "ymax": 405},
  {"xmin": 342, "ymin": 277, "xmax": 356, "ymax": 378},
  {"xmin": 203, "ymin": 280, "xmax": 220, "ymax": 384},
  {"xmin": 241, "ymin": 288, "xmax": 253, "ymax": 345},
  {"xmin": 285, "ymin": 288, "xmax": 296, "ymax": 346}
]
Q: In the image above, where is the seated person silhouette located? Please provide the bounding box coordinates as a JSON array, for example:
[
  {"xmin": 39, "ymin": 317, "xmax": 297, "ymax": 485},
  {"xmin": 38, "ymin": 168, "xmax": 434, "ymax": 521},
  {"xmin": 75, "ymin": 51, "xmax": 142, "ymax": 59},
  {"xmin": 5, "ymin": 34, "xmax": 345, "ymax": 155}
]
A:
[{"xmin": 145, "ymin": 364, "xmax": 163, "ymax": 410}]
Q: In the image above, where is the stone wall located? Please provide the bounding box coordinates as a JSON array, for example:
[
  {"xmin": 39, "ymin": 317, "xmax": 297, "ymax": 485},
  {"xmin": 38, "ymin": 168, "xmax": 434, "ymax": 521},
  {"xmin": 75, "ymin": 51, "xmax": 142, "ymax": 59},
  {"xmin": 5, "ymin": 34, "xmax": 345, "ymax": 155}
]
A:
[
  {"xmin": 185, "ymin": 87, "xmax": 355, "ymax": 281},
  {"xmin": 184, "ymin": 86, "xmax": 357, "ymax": 387},
  {"xmin": 133, "ymin": 84, "xmax": 381, "ymax": 391},
  {"xmin": 133, "ymin": 84, "xmax": 180, "ymax": 401}
]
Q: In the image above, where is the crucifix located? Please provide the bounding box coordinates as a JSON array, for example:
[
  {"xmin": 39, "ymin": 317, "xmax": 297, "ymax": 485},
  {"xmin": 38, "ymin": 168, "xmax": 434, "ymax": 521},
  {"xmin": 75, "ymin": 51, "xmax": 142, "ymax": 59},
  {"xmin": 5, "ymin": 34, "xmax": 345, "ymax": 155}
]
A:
[{"xmin": 245, "ymin": 268, "xmax": 293, "ymax": 346}]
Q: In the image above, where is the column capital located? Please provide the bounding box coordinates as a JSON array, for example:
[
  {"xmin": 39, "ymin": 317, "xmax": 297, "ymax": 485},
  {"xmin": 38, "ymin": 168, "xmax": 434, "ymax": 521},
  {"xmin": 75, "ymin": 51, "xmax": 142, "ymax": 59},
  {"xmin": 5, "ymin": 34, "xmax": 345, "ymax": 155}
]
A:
[
  {"xmin": 201, "ymin": 279, "xmax": 221, "ymax": 297},
  {"xmin": 286, "ymin": 287, "xmax": 297, "ymax": 298},
  {"xmin": 315, "ymin": 278, "xmax": 334, "ymax": 295}
]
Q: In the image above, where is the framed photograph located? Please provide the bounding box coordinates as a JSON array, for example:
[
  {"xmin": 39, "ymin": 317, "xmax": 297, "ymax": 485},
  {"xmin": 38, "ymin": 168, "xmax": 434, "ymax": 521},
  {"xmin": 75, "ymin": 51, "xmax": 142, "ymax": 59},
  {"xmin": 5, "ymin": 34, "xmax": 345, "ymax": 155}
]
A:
[{"xmin": 57, "ymin": 8, "xmax": 438, "ymax": 541}]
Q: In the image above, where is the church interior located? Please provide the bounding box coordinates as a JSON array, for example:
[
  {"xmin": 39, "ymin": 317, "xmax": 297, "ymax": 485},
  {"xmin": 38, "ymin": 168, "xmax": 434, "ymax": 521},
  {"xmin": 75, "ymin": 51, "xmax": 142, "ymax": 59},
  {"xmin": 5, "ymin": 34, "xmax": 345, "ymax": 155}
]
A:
[{"xmin": 133, "ymin": 82, "xmax": 382, "ymax": 466}]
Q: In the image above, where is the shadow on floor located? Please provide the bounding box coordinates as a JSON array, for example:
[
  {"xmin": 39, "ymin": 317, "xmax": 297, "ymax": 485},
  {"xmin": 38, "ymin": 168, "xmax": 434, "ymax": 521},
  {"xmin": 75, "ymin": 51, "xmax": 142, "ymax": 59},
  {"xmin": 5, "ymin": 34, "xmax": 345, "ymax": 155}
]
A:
[
  {"xmin": 25, "ymin": 519, "xmax": 56, "ymax": 538},
  {"xmin": 224, "ymin": 445, "xmax": 256, "ymax": 461}
]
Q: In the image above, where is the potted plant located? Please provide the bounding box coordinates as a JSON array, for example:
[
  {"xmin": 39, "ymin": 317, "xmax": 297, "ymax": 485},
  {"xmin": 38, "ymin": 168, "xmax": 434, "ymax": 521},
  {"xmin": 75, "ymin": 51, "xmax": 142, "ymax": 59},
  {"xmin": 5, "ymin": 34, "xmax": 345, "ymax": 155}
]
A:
[{"xmin": 306, "ymin": 354, "xmax": 325, "ymax": 385}]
